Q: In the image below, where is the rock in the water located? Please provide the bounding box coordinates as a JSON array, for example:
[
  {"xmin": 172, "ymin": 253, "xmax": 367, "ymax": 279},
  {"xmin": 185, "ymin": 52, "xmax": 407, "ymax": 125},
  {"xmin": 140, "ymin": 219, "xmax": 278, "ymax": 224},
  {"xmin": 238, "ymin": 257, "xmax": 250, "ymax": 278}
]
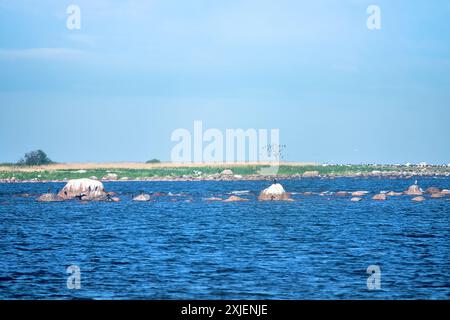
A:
[
  {"xmin": 334, "ymin": 191, "xmax": 349, "ymax": 196},
  {"xmin": 351, "ymin": 197, "xmax": 362, "ymax": 202},
  {"xmin": 102, "ymin": 196, "xmax": 121, "ymax": 202},
  {"xmin": 404, "ymin": 184, "xmax": 423, "ymax": 195},
  {"xmin": 440, "ymin": 189, "xmax": 450, "ymax": 195},
  {"xmin": 102, "ymin": 173, "xmax": 118, "ymax": 181},
  {"xmin": 431, "ymin": 192, "xmax": 445, "ymax": 198},
  {"xmin": 17, "ymin": 193, "xmax": 31, "ymax": 198},
  {"xmin": 412, "ymin": 196, "xmax": 426, "ymax": 202},
  {"xmin": 425, "ymin": 187, "xmax": 441, "ymax": 194},
  {"xmin": 352, "ymin": 191, "xmax": 368, "ymax": 197},
  {"xmin": 38, "ymin": 193, "xmax": 64, "ymax": 202},
  {"xmin": 80, "ymin": 195, "xmax": 104, "ymax": 201},
  {"xmin": 221, "ymin": 169, "xmax": 233, "ymax": 175},
  {"xmin": 133, "ymin": 194, "xmax": 151, "ymax": 201},
  {"xmin": 387, "ymin": 191, "xmax": 403, "ymax": 196},
  {"xmin": 302, "ymin": 171, "xmax": 319, "ymax": 178},
  {"xmin": 258, "ymin": 183, "xmax": 291, "ymax": 201},
  {"xmin": 58, "ymin": 178, "xmax": 106, "ymax": 200},
  {"xmin": 204, "ymin": 197, "xmax": 223, "ymax": 201},
  {"xmin": 223, "ymin": 195, "xmax": 248, "ymax": 202},
  {"xmin": 372, "ymin": 193, "xmax": 387, "ymax": 200}
]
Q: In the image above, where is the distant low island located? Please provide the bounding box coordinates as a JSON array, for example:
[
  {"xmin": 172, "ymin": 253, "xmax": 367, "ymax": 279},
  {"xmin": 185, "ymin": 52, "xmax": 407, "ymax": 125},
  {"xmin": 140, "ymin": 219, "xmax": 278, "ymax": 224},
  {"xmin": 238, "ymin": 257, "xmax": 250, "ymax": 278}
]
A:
[{"xmin": 1, "ymin": 162, "xmax": 449, "ymax": 183}]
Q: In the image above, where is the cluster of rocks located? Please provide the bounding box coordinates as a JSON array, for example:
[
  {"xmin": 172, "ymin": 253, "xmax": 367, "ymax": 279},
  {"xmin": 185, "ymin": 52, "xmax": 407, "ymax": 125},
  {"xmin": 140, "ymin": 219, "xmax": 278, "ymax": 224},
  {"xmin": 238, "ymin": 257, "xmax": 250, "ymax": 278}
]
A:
[
  {"xmin": 203, "ymin": 183, "xmax": 293, "ymax": 202},
  {"xmin": 365, "ymin": 183, "xmax": 449, "ymax": 202},
  {"xmin": 28, "ymin": 177, "xmax": 450, "ymax": 204},
  {"xmin": 297, "ymin": 183, "xmax": 449, "ymax": 203}
]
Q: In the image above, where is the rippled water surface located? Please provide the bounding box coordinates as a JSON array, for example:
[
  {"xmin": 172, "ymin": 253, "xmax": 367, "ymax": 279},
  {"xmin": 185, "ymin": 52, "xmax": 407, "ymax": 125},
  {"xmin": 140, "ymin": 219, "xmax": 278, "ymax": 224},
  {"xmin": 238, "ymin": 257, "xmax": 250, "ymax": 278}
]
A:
[{"xmin": 0, "ymin": 177, "xmax": 449, "ymax": 299}]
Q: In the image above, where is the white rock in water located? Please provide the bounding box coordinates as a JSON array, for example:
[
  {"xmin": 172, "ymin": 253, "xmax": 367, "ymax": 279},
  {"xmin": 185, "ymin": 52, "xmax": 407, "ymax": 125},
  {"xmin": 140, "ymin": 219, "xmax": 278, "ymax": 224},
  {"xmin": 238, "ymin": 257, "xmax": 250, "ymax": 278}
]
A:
[
  {"xmin": 58, "ymin": 178, "xmax": 105, "ymax": 199},
  {"xmin": 266, "ymin": 183, "xmax": 286, "ymax": 194},
  {"xmin": 372, "ymin": 193, "xmax": 387, "ymax": 200},
  {"xmin": 223, "ymin": 195, "xmax": 249, "ymax": 202},
  {"xmin": 258, "ymin": 183, "xmax": 291, "ymax": 201},
  {"xmin": 133, "ymin": 194, "xmax": 151, "ymax": 201}
]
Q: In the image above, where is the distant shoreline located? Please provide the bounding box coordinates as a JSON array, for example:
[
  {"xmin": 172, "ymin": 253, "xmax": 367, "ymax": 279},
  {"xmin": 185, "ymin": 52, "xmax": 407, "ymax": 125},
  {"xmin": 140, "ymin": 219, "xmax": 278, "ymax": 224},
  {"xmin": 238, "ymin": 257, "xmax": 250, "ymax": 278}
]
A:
[
  {"xmin": 0, "ymin": 163, "xmax": 449, "ymax": 183},
  {"xmin": 0, "ymin": 162, "xmax": 318, "ymax": 172}
]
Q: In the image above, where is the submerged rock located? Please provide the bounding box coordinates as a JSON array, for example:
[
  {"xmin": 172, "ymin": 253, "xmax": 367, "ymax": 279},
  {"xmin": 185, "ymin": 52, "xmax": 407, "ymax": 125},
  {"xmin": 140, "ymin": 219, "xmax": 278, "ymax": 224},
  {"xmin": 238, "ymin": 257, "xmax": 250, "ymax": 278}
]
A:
[
  {"xmin": 38, "ymin": 193, "xmax": 64, "ymax": 202},
  {"xmin": 223, "ymin": 195, "xmax": 249, "ymax": 202},
  {"xmin": 133, "ymin": 194, "xmax": 151, "ymax": 201},
  {"xmin": 17, "ymin": 193, "xmax": 31, "ymax": 198},
  {"xmin": 387, "ymin": 191, "xmax": 403, "ymax": 196},
  {"xmin": 258, "ymin": 183, "xmax": 291, "ymax": 201},
  {"xmin": 431, "ymin": 192, "xmax": 445, "ymax": 199},
  {"xmin": 412, "ymin": 196, "xmax": 426, "ymax": 202},
  {"xmin": 58, "ymin": 178, "xmax": 106, "ymax": 200},
  {"xmin": 334, "ymin": 191, "xmax": 349, "ymax": 197},
  {"xmin": 372, "ymin": 194, "xmax": 387, "ymax": 201},
  {"xmin": 425, "ymin": 187, "xmax": 441, "ymax": 194},
  {"xmin": 351, "ymin": 197, "xmax": 362, "ymax": 202},
  {"xmin": 204, "ymin": 197, "xmax": 223, "ymax": 202}
]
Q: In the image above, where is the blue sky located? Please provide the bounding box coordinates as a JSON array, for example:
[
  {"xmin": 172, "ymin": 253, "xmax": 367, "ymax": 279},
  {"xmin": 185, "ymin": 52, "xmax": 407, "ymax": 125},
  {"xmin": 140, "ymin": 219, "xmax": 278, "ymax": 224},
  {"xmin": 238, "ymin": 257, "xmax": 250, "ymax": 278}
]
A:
[{"xmin": 0, "ymin": 0, "xmax": 449, "ymax": 164}]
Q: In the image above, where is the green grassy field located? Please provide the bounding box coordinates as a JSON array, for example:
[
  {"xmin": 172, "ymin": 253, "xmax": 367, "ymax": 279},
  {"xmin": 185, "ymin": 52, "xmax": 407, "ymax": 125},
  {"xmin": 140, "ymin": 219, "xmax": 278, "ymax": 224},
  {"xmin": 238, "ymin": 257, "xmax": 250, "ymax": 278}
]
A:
[{"xmin": 1, "ymin": 164, "xmax": 448, "ymax": 181}]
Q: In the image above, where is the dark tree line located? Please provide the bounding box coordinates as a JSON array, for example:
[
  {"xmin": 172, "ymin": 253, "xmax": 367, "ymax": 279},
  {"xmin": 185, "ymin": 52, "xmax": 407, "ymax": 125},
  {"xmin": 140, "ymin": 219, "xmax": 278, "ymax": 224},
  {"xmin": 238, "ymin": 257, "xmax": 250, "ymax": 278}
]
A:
[{"xmin": 17, "ymin": 150, "xmax": 54, "ymax": 166}]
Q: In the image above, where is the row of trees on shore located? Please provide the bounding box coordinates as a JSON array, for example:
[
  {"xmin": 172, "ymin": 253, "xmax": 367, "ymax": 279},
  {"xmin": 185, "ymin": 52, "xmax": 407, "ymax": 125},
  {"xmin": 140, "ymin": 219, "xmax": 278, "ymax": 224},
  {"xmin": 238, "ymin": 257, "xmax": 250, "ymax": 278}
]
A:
[{"xmin": 2, "ymin": 150, "xmax": 161, "ymax": 166}]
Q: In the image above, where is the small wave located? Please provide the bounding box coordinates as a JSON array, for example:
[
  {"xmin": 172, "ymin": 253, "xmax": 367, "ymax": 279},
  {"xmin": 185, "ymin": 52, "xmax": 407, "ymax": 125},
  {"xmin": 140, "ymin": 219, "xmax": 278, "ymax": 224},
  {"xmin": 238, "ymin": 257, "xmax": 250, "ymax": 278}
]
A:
[{"xmin": 230, "ymin": 190, "xmax": 251, "ymax": 195}]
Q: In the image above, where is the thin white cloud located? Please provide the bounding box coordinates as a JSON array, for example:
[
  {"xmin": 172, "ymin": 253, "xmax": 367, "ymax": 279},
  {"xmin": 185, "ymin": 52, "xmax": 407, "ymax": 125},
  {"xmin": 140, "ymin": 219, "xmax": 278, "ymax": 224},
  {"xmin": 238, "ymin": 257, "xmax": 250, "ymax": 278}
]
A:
[
  {"xmin": 66, "ymin": 34, "xmax": 98, "ymax": 47},
  {"xmin": 0, "ymin": 48, "xmax": 86, "ymax": 60}
]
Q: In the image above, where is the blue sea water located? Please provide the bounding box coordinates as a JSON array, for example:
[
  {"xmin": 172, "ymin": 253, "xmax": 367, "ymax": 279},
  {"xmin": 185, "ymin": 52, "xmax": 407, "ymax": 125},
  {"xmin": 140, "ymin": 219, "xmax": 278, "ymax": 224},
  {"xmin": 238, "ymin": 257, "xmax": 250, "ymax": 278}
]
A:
[{"xmin": 0, "ymin": 177, "xmax": 449, "ymax": 300}]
